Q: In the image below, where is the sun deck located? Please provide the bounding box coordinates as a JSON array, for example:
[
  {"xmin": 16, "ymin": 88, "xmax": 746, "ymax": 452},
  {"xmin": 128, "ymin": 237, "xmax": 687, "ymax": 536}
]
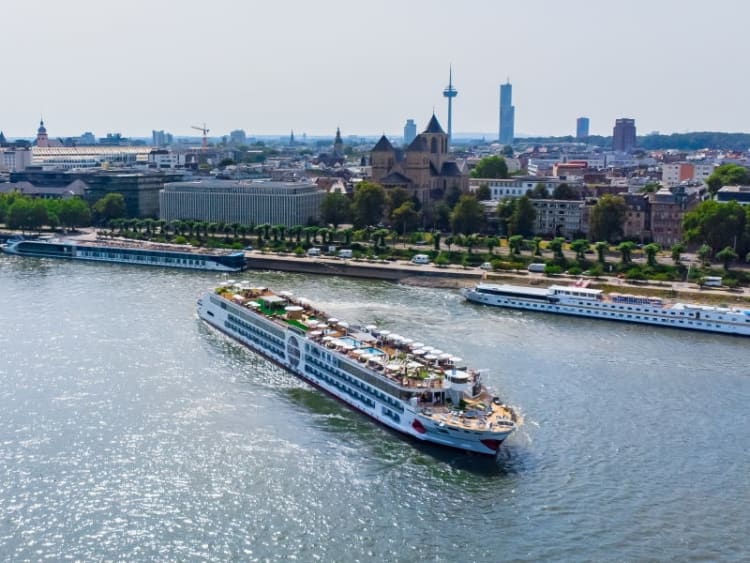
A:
[{"xmin": 216, "ymin": 283, "xmax": 474, "ymax": 392}]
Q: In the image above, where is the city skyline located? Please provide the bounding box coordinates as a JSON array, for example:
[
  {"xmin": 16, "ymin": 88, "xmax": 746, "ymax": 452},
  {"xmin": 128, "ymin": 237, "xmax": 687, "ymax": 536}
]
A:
[{"xmin": 1, "ymin": 0, "xmax": 748, "ymax": 139}]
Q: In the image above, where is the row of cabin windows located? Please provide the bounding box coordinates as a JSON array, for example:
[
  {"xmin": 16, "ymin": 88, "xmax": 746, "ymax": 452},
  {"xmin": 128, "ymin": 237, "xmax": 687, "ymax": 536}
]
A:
[
  {"xmin": 304, "ymin": 364, "xmax": 376, "ymax": 410},
  {"xmin": 306, "ymin": 355, "xmax": 404, "ymax": 412},
  {"xmin": 228, "ymin": 314, "xmax": 285, "ymax": 349},
  {"xmin": 225, "ymin": 319, "xmax": 285, "ymax": 358}
]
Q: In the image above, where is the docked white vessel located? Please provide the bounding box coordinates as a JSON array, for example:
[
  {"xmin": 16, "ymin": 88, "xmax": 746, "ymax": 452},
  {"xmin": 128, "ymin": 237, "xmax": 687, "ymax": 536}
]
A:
[
  {"xmin": 462, "ymin": 282, "xmax": 750, "ymax": 336},
  {"xmin": 2, "ymin": 238, "xmax": 246, "ymax": 272},
  {"xmin": 197, "ymin": 282, "xmax": 520, "ymax": 455}
]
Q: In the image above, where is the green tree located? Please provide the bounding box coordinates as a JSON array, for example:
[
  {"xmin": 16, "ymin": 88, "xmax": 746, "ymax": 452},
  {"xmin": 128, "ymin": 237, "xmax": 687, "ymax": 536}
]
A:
[
  {"xmin": 509, "ymin": 195, "xmax": 536, "ymax": 237},
  {"xmin": 387, "ymin": 187, "xmax": 411, "ymax": 216},
  {"xmin": 705, "ymin": 163, "xmax": 750, "ymax": 195},
  {"xmin": 590, "ymin": 194, "xmax": 627, "ymax": 242},
  {"xmin": 532, "ymin": 236, "xmax": 543, "ymax": 256},
  {"xmin": 529, "ymin": 183, "xmax": 549, "ymax": 199},
  {"xmin": 716, "ymin": 246, "xmax": 738, "ymax": 271},
  {"xmin": 595, "ymin": 241, "xmax": 609, "ymax": 265},
  {"xmin": 7, "ymin": 198, "xmax": 48, "ymax": 232},
  {"xmin": 320, "ymin": 192, "xmax": 352, "ymax": 229},
  {"xmin": 617, "ymin": 241, "xmax": 637, "ymax": 264},
  {"xmin": 697, "ymin": 243, "xmax": 712, "ymax": 266},
  {"xmin": 450, "ymin": 195, "xmax": 485, "ymax": 235},
  {"xmin": 570, "ymin": 239, "xmax": 589, "ymax": 261},
  {"xmin": 475, "ymin": 184, "xmax": 492, "ymax": 201},
  {"xmin": 548, "ymin": 237, "xmax": 565, "ymax": 260},
  {"xmin": 444, "ymin": 185, "xmax": 462, "ymax": 208},
  {"xmin": 433, "ymin": 202, "xmax": 452, "ymax": 231},
  {"xmin": 683, "ymin": 200, "xmax": 747, "ymax": 257},
  {"xmin": 92, "ymin": 193, "xmax": 126, "ymax": 225},
  {"xmin": 392, "ymin": 201, "xmax": 420, "ymax": 236},
  {"xmin": 508, "ymin": 234, "xmax": 523, "ymax": 255},
  {"xmin": 352, "ymin": 181, "xmax": 386, "ymax": 228},
  {"xmin": 496, "ymin": 200, "xmax": 514, "ymax": 236},
  {"xmin": 639, "ymin": 182, "xmax": 661, "ymax": 194},
  {"xmin": 552, "ymin": 183, "xmax": 578, "ymax": 200},
  {"xmin": 486, "ymin": 236, "xmax": 499, "ymax": 255},
  {"xmin": 643, "ymin": 243, "xmax": 660, "ymax": 267},
  {"xmin": 671, "ymin": 242, "xmax": 685, "ymax": 264},
  {"xmin": 470, "ymin": 155, "xmax": 508, "ymax": 179},
  {"xmin": 57, "ymin": 198, "xmax": 91, "ymax": 230}
]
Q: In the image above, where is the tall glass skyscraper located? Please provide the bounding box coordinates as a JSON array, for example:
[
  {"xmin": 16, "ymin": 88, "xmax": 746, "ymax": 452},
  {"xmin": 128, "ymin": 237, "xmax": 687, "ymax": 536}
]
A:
[
  {"xmin": 499, "ymin": 81, "xmax": 514, "ymax": 145},
  {"xmin": 576, "ymin": 117, "xmax": 590, "ymax": 139},
  {"xmin": 403, "ymin": 119, "xmax": 417, "ymax": 146}
]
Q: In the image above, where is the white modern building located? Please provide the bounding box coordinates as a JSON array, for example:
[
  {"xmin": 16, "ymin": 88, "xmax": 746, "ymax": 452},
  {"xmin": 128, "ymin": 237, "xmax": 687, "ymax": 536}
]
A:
[
  {"xmin": 469, "ymin": 176, "xmax": 581, "ymax": 200},
  {"xmin": 661, "ymin": 162, "xmax": 715, "ymax": 186},
  {"xmin": 159, "ymin": 179, "xmax": 326, "ymax": 227},
  {"xmin": 531, "ymin": 198, "xmax": 587, "ymax": 238},
  {"xmin": 0, "ymin": 148, "xmax": 32, "ymax": 172},
  {"xmin": 31, "ymin": 146, "xmax": 151, "ymax": 169}
]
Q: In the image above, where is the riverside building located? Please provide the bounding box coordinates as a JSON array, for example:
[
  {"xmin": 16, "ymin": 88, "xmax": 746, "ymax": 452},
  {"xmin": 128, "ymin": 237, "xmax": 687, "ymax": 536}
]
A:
[{"xmin": 159, "ymin": 179, "xmax": 326, "ymax": 227}]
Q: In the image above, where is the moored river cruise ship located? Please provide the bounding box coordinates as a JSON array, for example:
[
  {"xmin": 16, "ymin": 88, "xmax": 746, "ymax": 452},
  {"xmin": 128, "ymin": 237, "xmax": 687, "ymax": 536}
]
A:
[
  {"xmin": 197, "ymin": 282, "xmax": 520, "ymax": 455},
  {"xmin": 462, "ymin": 282, "xmax": 750, "ymax": 336},
  {"xmin": 2, "ymin": 238, "xmax": 246, "ymax": 272}
]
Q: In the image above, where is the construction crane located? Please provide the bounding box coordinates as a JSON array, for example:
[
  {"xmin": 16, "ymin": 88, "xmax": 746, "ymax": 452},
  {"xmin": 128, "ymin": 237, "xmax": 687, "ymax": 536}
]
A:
[{"xmin": 191, "ymin": 123, "xmax": 209, "ymax": 149}]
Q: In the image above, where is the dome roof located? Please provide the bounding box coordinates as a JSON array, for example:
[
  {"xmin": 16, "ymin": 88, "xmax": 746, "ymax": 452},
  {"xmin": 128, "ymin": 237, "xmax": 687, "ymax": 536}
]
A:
[{"xmin": 37, "ymin": 120, "xmax": 47, "ymax": 134}]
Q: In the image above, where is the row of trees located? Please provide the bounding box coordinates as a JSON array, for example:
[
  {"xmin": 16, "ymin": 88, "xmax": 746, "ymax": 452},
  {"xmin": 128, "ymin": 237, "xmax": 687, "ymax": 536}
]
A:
[{"xmin": 0, "ymin": 192, "xmax": 127, "ymax": 232}]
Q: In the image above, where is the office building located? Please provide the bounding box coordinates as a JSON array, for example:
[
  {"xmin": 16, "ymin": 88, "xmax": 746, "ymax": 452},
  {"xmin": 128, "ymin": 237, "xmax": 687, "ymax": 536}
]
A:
[
  {"xmin": 613, "ymin": 118, "xmax": 637, "ymax": 152},
  {"xmin": 403, "ymin": 119, "xmax": 417, "ymax": 146},
  {"xmin": 11, "ymin": 168, "xmax": 183, "ymax": 217},
  {"xmin": 159, "ymin": 179, "xmax": 326, "ymax": 227},
  {"xmin": 576, "ymin": 117, "xmax": 590, "ymax": 139},
  {"xmin": 498, "ymin": 80, "xmax": 515, "ymax": 145}
]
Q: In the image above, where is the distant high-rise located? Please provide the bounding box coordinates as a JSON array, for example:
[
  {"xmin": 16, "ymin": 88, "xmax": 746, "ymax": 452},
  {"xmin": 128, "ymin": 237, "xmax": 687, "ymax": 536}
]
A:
[
  {"xmin": 442, "ymin": 67, "xmax": 458, "ymax": 146},
  {"xmin": 229, "ymin": 129, "xmax": 247, "ymax": 146},
  {"xmin": 576, "ymin": 117, "xmax": 590, "ymax": 139},
  {"xmin": 498, "ymin": 80, "xmax": 515, "ymax": 145},
  {"xmin": 152, "ymin": 130, "xmax": 167, "ymax": 147},
  {"xmin": 613, "ymin": 118, "xmax": 636, "ymax": 152},
  {"xmin": 403, "ymin": 119, "xmax": 417, "ymax": 145}
]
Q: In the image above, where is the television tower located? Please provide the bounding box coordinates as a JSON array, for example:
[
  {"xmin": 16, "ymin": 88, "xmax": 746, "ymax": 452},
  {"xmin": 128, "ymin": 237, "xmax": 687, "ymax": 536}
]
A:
[{"xmin": 442, "ymin": 66, "xmax": 458, "ymax": 147}]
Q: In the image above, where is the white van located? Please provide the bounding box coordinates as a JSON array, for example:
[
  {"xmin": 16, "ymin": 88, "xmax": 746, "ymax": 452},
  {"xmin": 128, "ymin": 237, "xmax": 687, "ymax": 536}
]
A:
[
  {"xmin": 411, "ymin": 254, "xmax": 430, "ymax": 264},
  {"xmin": 307, "ymin": 247, "xmax": 321, "ymax": 257},
  {"xmin": 702, "ymin": 276, "xmax": 722, "ymax": 287},
  {"xmin": 338, "ymin": 249, "xmax": 353, "ymax": 259},
  {"xmin": 528, "ymin": 263, "xmax": 545, "ymax": 273}
]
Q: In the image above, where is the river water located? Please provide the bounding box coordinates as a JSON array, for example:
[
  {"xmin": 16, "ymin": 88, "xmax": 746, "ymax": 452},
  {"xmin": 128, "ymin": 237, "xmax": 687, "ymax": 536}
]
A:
[{"xmin": 0, "ymin": 256, "xmax": 748, "ymax": 561}]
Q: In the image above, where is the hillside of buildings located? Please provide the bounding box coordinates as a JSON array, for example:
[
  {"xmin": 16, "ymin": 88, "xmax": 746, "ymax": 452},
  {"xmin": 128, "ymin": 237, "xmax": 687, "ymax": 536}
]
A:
[{"xmin": 2, "ymin": 117, "xmax": 750, "ymax": 288}]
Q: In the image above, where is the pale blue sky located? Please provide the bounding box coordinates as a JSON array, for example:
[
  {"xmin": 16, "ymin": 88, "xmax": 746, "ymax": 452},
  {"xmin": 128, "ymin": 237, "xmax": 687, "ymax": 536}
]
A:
[{"xmin": 2, "ymin": 0, "xmax": 747, "ymax": 139}]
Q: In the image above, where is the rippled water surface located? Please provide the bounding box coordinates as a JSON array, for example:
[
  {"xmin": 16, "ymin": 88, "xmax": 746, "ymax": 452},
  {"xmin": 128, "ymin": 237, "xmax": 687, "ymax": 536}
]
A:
[{"xmin": 1, "ymin": 256, "xmax": 748, "ymax": 561}]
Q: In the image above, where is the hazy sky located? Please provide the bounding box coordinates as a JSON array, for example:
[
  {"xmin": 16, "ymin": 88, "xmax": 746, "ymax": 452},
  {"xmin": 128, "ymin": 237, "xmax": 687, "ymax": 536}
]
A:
[{"xmin": 2, "ymin": 0, "xmax": 747, "ymax": 139}]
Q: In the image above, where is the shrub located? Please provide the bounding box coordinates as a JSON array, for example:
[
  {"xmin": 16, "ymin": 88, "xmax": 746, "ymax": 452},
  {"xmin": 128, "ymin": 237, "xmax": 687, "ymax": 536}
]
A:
[
  {"xmin": 544, "ymin": 264, "xmax": 563, "ymax": 275},
  {"xmin": 173, "ymin": 235, "xmax": 187, "ymax": 245},
  {"xmin": 434, "ymin": 253, "xmax": 450, "ymax": 267},
  {"xmin": 567, "ymin": 266, "xmax": 583, "ymax": 276}
]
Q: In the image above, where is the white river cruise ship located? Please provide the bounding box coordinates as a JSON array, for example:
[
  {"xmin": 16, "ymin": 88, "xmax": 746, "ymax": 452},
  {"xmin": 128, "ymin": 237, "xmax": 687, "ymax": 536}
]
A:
[
  {"xmin": 2, "ymin": 238, "xmax": 246, "ymax": 272},
  {"xmin": 462, "ymin": 282, "xmax": 750, "ymax": 337},
  {"xmin": 197, "ymin": 282, "xmax": 520, "ymax": 455}
]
